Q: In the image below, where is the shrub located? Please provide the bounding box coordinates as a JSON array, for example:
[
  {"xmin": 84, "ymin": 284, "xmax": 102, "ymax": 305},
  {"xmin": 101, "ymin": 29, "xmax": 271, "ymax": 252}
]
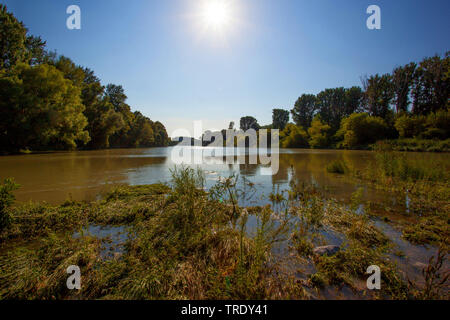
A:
[
  {"xmin": 337, "ymin": 113, "xmax": 389, "ymax": 148},
  {"xmin": 0, "ymin": 178, "xmax": 20, "ymax": 232},
  {"xmin": 395, "ymin": 114, "xmax": 426, "ymax": 138},
  {"xmin": 422, "ymin": 109, "xmax": 450, "ymax": 139},
  {"xmin": 280, "ymin": 124, "xmax": 309, "ymax": 148},
  {"xmin": 326, "ymin": 160, "xmax": 348, "ymax": 174},
  {"xmin": 308, "ymin": 116, "xmax": 332, "ymax": 149},
  {"xmin": 394, "ymin": 109, "xmax": 450, "ymax": 140}
]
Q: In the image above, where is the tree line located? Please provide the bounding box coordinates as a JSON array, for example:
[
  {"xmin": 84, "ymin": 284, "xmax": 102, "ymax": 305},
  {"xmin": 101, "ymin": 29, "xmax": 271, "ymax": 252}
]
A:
[
  {"xmin": 0, "ymin": 5, "xmax": 169, "ymax": 153},
  {"xmin": 231, "ymin": 52, "xmax": 449, "ymax": 150}
]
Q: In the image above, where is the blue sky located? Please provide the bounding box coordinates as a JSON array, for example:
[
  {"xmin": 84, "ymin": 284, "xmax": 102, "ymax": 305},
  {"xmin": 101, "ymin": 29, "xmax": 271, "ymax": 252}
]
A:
[{"xmin": 2, "ymin": 0, "xmax": 449, "ymax": 136}]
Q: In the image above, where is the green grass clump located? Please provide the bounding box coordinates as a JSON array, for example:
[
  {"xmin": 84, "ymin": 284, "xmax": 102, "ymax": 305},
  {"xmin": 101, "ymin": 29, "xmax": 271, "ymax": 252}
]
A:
[
  {"xmin": 326, "ymin": 160, "xmax": 348, "ymax": 174},
  {"xmin": 105, "ymin": 184, "xmax": 170, "ymax": 201},
  {"xmin": 0, "ymin": 178, "xmax": 19, "ymax": 233},
  {"xmin": 378, "ymin": 139, "xmax": 450, "ymax": 153},
  {"xmin": 402, "ymin": 215, "xmax": 450, "ymax": 246}
]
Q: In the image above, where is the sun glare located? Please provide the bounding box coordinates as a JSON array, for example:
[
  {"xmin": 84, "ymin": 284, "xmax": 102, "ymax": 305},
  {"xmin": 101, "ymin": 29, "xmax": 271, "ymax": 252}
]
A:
[{"xmin": 201, "ymin": 0, "xmax": 231, "ymax": 31}]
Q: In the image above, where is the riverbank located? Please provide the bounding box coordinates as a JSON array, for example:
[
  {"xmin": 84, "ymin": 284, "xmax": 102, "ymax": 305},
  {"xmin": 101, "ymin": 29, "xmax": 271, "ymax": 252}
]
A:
[{"xmin": 0, "ymin": 163, "xmax": 448, "ymax": 300}]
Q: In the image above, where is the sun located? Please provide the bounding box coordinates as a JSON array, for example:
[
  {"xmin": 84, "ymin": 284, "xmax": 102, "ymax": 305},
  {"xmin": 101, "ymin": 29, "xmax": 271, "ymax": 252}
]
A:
[{"xmin": 201, "ymin": 0, "xmax": 231, "ymax": 31}]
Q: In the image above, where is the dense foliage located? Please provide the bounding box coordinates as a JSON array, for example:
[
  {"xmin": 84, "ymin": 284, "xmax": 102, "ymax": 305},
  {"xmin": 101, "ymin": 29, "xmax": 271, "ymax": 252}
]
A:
[
  {"xmin": 0, "ymin": 5, "xmax": 169, "ymax": 153},
  {"xmin": 272, "ymin": 108, "xmax": 290, "ymax": 130},
  {"xmin": 223, "ymin": 53, "xmax": 449, "ymax": 151},
  {"xmin": 257, "ymin": 53, "xmax": 449, "ymax": 150}
]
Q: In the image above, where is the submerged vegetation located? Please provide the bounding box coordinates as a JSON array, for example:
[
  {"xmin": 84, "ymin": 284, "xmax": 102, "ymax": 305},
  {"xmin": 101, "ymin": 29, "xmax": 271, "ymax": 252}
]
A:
[
  {"xmin": 0, "ymin": 156, "xmax": 448, "ymax": 300},
  {"xmin": 327, "ymin": 144, "xmax": 449, "ymax": 248}
]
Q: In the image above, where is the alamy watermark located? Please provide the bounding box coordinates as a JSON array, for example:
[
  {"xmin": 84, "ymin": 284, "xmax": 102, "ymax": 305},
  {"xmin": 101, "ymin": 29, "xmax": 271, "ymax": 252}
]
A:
[
  {"xmin": 171, "ymin": 121, "xmax": 280, "ymax": 176},
  {"xmin": 66, "ymin": 265, "xmax": 81, "ymax": 290},
  {"xmin": 367, "ymin": 5, "xmax": 381, "ymax": 30},
  {"xmin": 367, "ymin": 265, "xmax": 381, "ymax": 290},
  {"xmin": 66, "ymin": 5, "xmax": 381, "ymax": 31},
  {"xmin": 66, "ymin": 5, "xmax": 81, "ymax": 30}
]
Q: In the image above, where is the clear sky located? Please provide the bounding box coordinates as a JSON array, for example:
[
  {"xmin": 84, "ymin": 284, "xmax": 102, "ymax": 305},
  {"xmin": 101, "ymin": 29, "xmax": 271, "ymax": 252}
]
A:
[{"xmin": 2, "ymin": 0, "xmax": 449, "ymax": 136}]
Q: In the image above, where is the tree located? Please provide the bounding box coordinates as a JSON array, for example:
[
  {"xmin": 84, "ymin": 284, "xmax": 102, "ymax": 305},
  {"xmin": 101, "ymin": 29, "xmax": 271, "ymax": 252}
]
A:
[
  {"xmin": 84, "ymin": 98, "xmax": 124, "ymax": 149},
  {"xmin": 392, "ymin": 62, "xmax": 416, "ymax": 113},
  {"xmin": 0, "ymin": 6, "xmax": 47, "ymax": 70},
  {"xmin": 316, "ymin": 88, "xmax": 346, "ymax": 131},
  {"xmin": 53, "ymin": 55, "xmax": 85, "ymax": 87},
  {"xmin": 412, "ymin": 55, "xmax": 449, "ymax": 115},
  {"xmin": 280, "ymin": 124, "xmax": 309, "ymax": 148},
  {"xmin": 361, "ymin": 74, "xmax": 394, "ymax": 119},
  {"xmin": 105, "ymin": 84, "xmax": 128, "ymax": 111},
  {"xmin": 422, "ymin": 109, "xmax": 450, "ymax": 139},
  {"xmin": 272, "ymin": 109, "xmax": 289, "ymax": 130},
  {"xmin": 240, "ymin": 116, "xmax": 260, "ymax": 131},
  {"xmin": 0, "ymin": 5, "xmax": 28, "ymax": 70},
  {"xmin": 394, "ymin": 113, "xmax": 426, "ymax": 139},
  {"xmin": 291, "ymin": 94, "xmax": 317, "ymax": 129},
  {"xmin": 130, "ymin": 112, "xmax": 155, "ymax": 147},
  {"xmin": 0, "ymin": 63, "xmax": 90, "ymax": 151},
  {"xmin": 152, "ymin": 121, "xmax": 169, "ymax": 146},
  {"xmin": 104, "ymin": 84, "xmax": 137, "ymax": 147},
  {"xmin": 337, "ymin": 113, "xmax": 389, "ymax": 148},
  {"xmin": 25, "ymin": 35, "xmax": 46, "ymax": 66},
  {"xmin": 308, "ymin": 116, "xmax": 332, "ymax": 149},
  {"xmin": 344, "ymin": 86, "xmax": 364, "ymax": 115}
]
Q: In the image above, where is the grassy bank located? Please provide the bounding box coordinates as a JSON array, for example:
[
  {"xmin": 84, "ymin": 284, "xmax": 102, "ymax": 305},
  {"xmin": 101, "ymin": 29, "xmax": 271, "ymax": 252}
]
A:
[
  {"xmin": 326, "ymin": 145, "xmax": 449, "ymax": 250},
  {"xmin": 374, "ymin": 139, "xmax": 450, "ymax": 153},
  {"xmin": 0, "ymin": 166, "xmax": 448, "ymax": 300}
]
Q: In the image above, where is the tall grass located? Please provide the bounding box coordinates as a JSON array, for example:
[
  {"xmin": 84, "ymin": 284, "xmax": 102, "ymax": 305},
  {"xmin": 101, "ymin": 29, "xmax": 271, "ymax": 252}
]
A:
[
  {"xmin": 0, "ymin": 178, "xmax": 19, "ymax": 232},
  {"xmin": 1, "ymin": 166, "xmax": 447, "ymax": 299},
  {"xmin": 373, "ymin": 144, "xmax": 447, "ymax": 182},
  {"xmin": 326, "ymin": 160, "xmax": 348, "ymax": 174}
]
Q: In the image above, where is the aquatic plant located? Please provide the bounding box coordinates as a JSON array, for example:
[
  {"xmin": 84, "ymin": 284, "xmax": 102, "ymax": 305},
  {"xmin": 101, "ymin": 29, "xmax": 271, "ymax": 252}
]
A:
[
  {"xmin": 0, "ymin": 178, "xmax": 19, "ymax": 233},
  {"xmin": 326, "ymin": 160, "xmax": 348, "ymax": 174}
]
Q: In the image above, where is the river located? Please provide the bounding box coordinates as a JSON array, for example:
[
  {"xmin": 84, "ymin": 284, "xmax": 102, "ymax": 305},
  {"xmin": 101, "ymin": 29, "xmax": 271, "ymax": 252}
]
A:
[{"xmin": 0, "ymin": 147, "xmax": 447, "ymax": 208}]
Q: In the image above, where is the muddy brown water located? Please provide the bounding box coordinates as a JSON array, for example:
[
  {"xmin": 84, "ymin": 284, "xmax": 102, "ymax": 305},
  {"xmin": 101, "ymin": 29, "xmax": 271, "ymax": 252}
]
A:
[{"xmin": 1, "ymin": 147, "xmax": 446, "ymax": 206}]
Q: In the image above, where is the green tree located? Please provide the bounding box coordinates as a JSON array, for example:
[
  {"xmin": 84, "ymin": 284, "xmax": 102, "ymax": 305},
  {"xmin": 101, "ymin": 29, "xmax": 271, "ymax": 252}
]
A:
[
  {"xmin": 52, "ymin": 56, "xmax": 85, "ymax": 87},
  {"xmin": 240, "ymin": 116, "xmax": 260, "ymax": 131},
  {"xmin": 308, "ymin": 116, "xmax": 332, "ymax": 148},
  {"xmin": 291, "ymin": 94, "xmax": 317, "ymax": 129},
  {"xmin": 129, "ymin": 112, "xmax": 156, "ymax": 147},
  {"xmin": 104, "ymin": 84, "xmax": 137, "ymax": 147},
  {"xmin": 412, "ymin": 54, "xmax": 449, "ymax": 115},
  {"xmin": 337, "ymin": 113, "xmax": 389, "ymax": 148},
  {"xmin": 316, "ymin": 87, "xmax": 347, "ymax": 131},
  {"xmin": 25, "ymin": 35, "xmax": 46, "ymax": 66},
  {"xmin": 272, "ymin": 109, "xmax": 289, "ymax": 130},
  {"xmin": 0, "ymin": 5, "xmax": 28, "ymax": 70},
  {"xmin": 152, "ymin": 121, "xmax": 169, "ymax": 146},
  {"xmin": 280, "ymin": 124, "xmax": 309, "ymax": 148},
  {"xmin": 84, "ymin": 98, "xmax": 124, "ymax": 149},
  {"xmin": 422, "ymin": 109, "xmax": 450, "ymax": 139},
  {"xmin": 0, "ymin": 63, "xmax": 90, "ymax": 151},
  {"xmin": 394, "ymin": 113, "xmax": 426, "ymax": 138},
  {"xmin": 344, "ymin": 86, "xmax": 364, "ymax": 115},
  {"xmin": 0, "ymin": 5, "xmax": 47, "ymax": 70},
  {"xmin": 361, "ymin": 74, "xmax": 394, "ymax": 119},
  {"xmin": 392, "ymin": 62, "xmax": 416, "ymax": 113}
]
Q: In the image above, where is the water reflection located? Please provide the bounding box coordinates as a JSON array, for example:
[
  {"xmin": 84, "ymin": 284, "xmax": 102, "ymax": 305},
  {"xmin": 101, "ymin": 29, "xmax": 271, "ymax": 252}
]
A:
[{"xmin": 0, "ymin": 147, "xmax": 447, "ymax": 210}]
